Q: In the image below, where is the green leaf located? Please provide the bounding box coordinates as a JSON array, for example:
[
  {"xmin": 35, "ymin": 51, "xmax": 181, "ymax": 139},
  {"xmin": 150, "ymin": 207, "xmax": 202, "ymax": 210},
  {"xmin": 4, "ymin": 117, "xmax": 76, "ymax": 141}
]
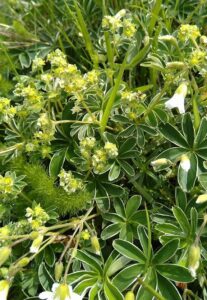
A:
[
  {"xmin": 159, "ymin": 123, "xmax": 189, "ymax": 148},
  {"xmin": 178, "ymin": 153, "xmax": 197, "ymax": 192},
  {"xmin": 108, "ymin": 163, "xmax": 121, "ymax": 181},
  {"xmin": 38, "ymin": 263, "xmax": 54, "ymax": 291},
  {"xmin": 118, "ymin": 160, "xmax": 135, "ymax": 176},
  {"xmin": 137, "ymin": 226, "xmax": 149, "ymax": 256},
  {"xmin": 182, "ymin": 113, "xmax": 195, "ymax": 147},
  {"xmin": 113, "ymin": 239, "xmax": 146, "ymax": 263},
  {"xmin": 106, "ymin": 256, "xmax": 130, "ymax": 277},
  {"xmin": 126, "ymin": 195, "xmax": 142, "ymax": 218},
  {"xmin": 76, "ymin": 250, "xmax": 102, "ymax": 274},
  {"xmin": 175, "ymin": 187, "xmax": 187, "ymax": 211},
  {"xmin": 44, "ymin": 246, "xmax": 55, "ymax": 267},
  {"xmin": 156, "ymin": 147, "xmax": 187, "ymax": 162},
  {"xmin": 146, "ymin": 111, "xmax": 158, "ymax": 127},
  {"xmin": 152, "ymin": 239, "xmax": 179, "ymax": 264},
  {"xmin": 112, "ymin": 263, "xmax": 144, "ymax": 291},
  {"xmin": 103, "ymin": 213, "xmax": 125, "ymax": 223},
  {"xmin": 190, "ymin": 207, "xmax": 198, "ymax": 237},
  {"xmin": 155, "ymin": 223, "xmax": 181, "ymax": 235},
  {"xmin": 156, "ymin": 264, "xmax": 193, "ymax": 282},
  {"xmin": 157, "ymin": 274, "xmax": 182, "ymax": 300},
  {"xmin": 49, "ymin": 149, "xmax": 67, "ymax": 177},
  {"xmin": 198, "ymin": 173, "xmax": 207, "ymax": 190},
  {"xmin": 119, "ymin": 137, "xmax": 137, "ymax": 154},
  {"xmin": 172, "ymin": 207, "xmax": 190, "ymax": 235},
  {"xmin": 129, "ymin": 211, "xmax": 147, "ymax": 226},
  {"xmin": 194, "ymin": 117, "xmax": 207, "ymax": 146},
  {"xmin": 114, "ymin": 199, "xmax": 126, "ymax": 217},
  {"xmin": 101, "ymin": 223, "xmax": 122, "ymax": 240},
  {"xmin": 89, "ymin": 284, "xmax": 100, "ymax": 300},
  {"xmin": 67, "ymin": 271, "xmax": 96, "ymax": 285},
  {"xmin": 104, "ymin": 277, "xmax": 124, "ymax": 300},
  {"xmin": 74, "ymin": 277, "xmax": 98, "ymax": 294},
  {"xmin": 126, "ymin": 41, "xmax": 151, "ymax": 69}
]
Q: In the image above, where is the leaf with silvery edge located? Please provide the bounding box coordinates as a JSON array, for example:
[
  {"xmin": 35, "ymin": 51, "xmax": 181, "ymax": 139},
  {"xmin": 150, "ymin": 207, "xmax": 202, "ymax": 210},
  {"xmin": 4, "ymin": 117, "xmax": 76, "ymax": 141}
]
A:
[
  {"xmin": 152, "ymin": 239, "xmax": 179, "ymax": 265},
  {"xmin": 159, "ymin": 123, "xmax": 189, "ymax": 148},
  {"xmin": 125, "ymin": 195, "xmax": 142, "ymax": 218},
  {"xmin": 112, "ymin": 263, "xmax": 144, "ymax": 291},
  {"xmin": 194, "ymin": 117, "xmax": 207, "ymax": 146},
  {"xmin": 181, "ymin": 113, "xmax": 195, "ymax": 147},
  {"xmin": 155, "ymin": 147, "xmax": 187, "ymax": 163},
  {"xmin": 198, "ymin": 173, "xmax": 207, "ymax": 190},
  {"xmin": 104, "ymin": 276, "xmax": 124, "ymax": 300},
  {"xmin": 156, "ymin": 264, "xmax": 194, "ymax": 282},
  {"xmin": 113, "ymin": 239, "xmax": 146, "ymax": 263},
  {"xmin": 157, "ymin": 274, "xmax": 182, "ymax": 300},
  {"xmin": 172, "ymin": 207, "xmax": 190, "ymax": 236}
]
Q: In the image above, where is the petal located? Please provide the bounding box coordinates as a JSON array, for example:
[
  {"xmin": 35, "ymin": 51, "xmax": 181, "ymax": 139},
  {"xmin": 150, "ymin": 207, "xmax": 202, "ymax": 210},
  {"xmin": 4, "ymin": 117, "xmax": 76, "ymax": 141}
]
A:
[
  {"xmin": 39, "ymin": 291, "xmax": 53, "ymax": 299},
  {"xmin": 71, "ymin": 292, "xmax": 83, "ymax": 300},
  {"xmin": 52, "ymin": 283, "xmax": 59, "ymax": 292}
]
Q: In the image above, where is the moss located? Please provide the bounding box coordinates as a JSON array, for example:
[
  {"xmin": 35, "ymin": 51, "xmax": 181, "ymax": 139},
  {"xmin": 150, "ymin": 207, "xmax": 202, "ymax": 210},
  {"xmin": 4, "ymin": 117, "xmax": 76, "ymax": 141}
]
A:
[{"xmin": 13, "ymin": 161, "xmax": 92, "ymax": 216}]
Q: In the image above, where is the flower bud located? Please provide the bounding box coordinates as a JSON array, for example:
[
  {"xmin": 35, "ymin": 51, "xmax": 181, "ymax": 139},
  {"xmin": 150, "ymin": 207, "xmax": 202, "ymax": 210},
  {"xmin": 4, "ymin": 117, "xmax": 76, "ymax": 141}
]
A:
[
  {"xmin": 0, "ymin": 247, "xmax": 11, "ymax": 267},
  {"xmin": 125, "ymin": 291, "xmax": 135, "ymax": 300},
  {"xmin": 55, "ymin": 262, "xmax": 64, "ymax": 282},
  {"xmin": 54, "ymin": 283, "xmax": 70, "ymax": 300},
  {"xmin": 16, "ymin": 257, "xmax": 30, "ymax": 268},
  {"xmin": 30, "ymin": 231, "xmax": 39, "ymax": 240},
  {"xmin": 196, "ymin": 194, "xmax": 207, "ymax": 204},
  {"xmin": 188, "ymin": 244, "xmax": 200, "ymax": 277},
  {"xmin": 30, "ymin": 234, "xmax": 43, "ymax": 253},
  {"xmin": 91, "ymin": 235, "xmax": 101, "ymax": 255},
  {"xmin": 151, "ymin": 158, "xmax": 169, "ymax": 166},
  {"xmin": 0, "ymin": 280, "xmax": 9, "ymax": 300},
  {"xmin": 166, "ymin": 62, "xmax": 186, "ymax": 69}
]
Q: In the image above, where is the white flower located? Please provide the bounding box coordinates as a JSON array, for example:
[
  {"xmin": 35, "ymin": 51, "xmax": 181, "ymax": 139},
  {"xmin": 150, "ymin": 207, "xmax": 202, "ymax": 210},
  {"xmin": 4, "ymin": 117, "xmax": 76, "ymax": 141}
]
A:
[
  {"xmin": 180, "ymin": 154, "xmax": 191, "ymax": 172},
  {"xmin": 165, "ymin": 83, "xmax": 187, "ymax": 114},
  {"xmin": 39, "ymin": 283, "xmax": 82, "ymax": 300},
  {"xmin": 0, "ymin": 280, "xmax": 9, "ymax": 300},
  {"xmin": 196, "ymin": 194, "xmax": 207, "ymax": 204}
]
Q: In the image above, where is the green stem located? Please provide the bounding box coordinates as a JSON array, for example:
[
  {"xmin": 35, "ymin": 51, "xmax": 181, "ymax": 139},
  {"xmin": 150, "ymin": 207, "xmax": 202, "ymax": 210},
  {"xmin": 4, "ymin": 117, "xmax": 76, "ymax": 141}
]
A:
[
  {"xmin": 137, "ymin": 277, "xmax": 166, "ymax": 300},
  {"xmin": 128, "ymin": 176, "xmax": 153, "ymax": 203},
  {"xmin": 100, "ymin": 58, "xmax": 127, "ymax": 133},
  {"xmin": 71, "ymin": 0, "xmax": 99, "ymax": 68},
  {"xmin": 144, "ymin": 203, "xmax": 152, "ymax": 273}
]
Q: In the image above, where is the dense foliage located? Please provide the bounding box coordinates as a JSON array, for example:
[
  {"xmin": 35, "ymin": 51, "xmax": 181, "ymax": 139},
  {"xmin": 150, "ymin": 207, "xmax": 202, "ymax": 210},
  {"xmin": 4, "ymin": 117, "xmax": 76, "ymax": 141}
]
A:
[{"xmin": 0, "ymin": 0, "xmax": 207, "ymax": 299}]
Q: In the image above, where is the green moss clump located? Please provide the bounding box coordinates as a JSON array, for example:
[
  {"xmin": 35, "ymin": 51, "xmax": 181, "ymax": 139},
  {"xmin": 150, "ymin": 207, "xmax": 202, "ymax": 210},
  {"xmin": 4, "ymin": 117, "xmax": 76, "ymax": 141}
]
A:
[{"xmin": 14, "ymin": 162, "xmax": 92, "ymax": 216}]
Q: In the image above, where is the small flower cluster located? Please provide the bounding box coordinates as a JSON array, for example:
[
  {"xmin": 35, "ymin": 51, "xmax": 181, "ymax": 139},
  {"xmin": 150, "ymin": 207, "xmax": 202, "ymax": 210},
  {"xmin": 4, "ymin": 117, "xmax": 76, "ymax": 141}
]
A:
[
  {"xmin": 14, "ymin": 84, "xmax": 43, "ymax": 113},
  {"xmin": 0, "ymin": 98, "xmax": 16, "ymax": 124},
  {"xmin": 0, "ymin": 172, "xmax": 26, "ymax": 202},
  {"xmin": 32, "ymin": 57, "xmax": 45, "ymax": 72},
  {"xmin": 121, "ymin": 90, "xmax": 146, "ymax": 120},
  {"xmin": 26, "ymin": 204, "xmax": 49, "ymax": 230},
  {"xmin": 178, "ymin": 24, "xmax": 200, "ymax": 41},
  {"xmin": 58, "ymin": 169, "xmax": 84, "ymax": 194},
  {"xmin": 92, "ymin": 142, "xmax": 118, "ymax": 174},
  {"xmin": 189, "ymin": 49, "xmax": 206, "ymax": 67},
  {"xmin": 35, "ymin": 113, "xmax": 55, "ymax": 143},
  {"xmin": 102, "ymin": 9, "xmax": 136, "ymax": 38},
  {"xmin": 80, "ymin": 137, "xmax": 118, "ymax": 174},
  {"xmin": 80, "ymin": 137, "xmax": 96, "ymax": 159}
]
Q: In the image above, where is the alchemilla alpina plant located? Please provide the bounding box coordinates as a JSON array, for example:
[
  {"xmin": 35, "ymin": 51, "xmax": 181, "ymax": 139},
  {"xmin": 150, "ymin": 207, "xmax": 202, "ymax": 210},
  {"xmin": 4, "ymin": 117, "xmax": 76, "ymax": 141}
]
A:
[{"xmin": 1, "ymin": 1, "xmax": 207, "ymax": 299}]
